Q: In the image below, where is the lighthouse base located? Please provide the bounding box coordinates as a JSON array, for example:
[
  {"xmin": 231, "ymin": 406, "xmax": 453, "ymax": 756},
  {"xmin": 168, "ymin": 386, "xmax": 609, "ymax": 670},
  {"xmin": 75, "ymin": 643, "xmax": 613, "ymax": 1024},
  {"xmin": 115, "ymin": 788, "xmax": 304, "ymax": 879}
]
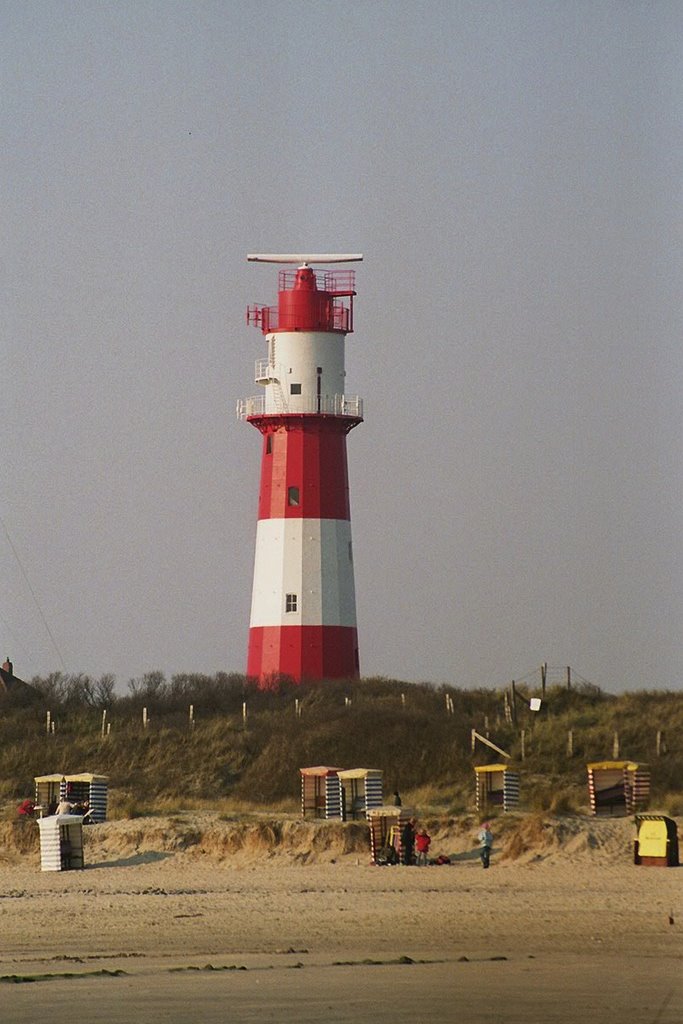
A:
[{"xmin": 247, "ymin": 625, "xmax": 359, "ymax": 687}]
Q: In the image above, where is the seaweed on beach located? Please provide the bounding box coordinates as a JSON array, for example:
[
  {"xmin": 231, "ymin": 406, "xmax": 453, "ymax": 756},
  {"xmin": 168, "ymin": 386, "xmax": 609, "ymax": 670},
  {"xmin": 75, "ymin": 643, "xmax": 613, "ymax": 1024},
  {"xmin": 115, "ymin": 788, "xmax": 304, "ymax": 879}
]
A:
[
  {"xmin": 0, "ymin": 969, "xmax": 126, "ymax": 984},
  {"xmin": 168, "ymin": 964, "xmax": 247, "ymax": 972}
]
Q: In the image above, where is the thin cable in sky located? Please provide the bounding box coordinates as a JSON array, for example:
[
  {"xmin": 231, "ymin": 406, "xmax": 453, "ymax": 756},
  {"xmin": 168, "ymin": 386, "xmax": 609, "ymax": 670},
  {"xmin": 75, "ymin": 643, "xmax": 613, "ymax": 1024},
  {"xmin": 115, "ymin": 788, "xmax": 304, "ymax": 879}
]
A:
[{"xmin": 0, "ymin": 513, "xmax": 67, "ymax": 672}]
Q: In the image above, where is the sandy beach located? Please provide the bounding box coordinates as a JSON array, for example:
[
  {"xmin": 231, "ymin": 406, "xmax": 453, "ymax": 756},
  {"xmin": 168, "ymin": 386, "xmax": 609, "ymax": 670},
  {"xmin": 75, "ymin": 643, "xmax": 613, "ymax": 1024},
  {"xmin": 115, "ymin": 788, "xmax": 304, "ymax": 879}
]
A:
[{"xmin": 0, "ymin": 813, "xmax": 681, "ymax": 1022}]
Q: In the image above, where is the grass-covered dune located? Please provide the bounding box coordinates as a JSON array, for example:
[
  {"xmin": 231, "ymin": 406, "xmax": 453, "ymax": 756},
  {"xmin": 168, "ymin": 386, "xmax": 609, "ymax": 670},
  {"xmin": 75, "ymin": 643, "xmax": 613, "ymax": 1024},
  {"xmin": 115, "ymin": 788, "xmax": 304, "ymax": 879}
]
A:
[{"xmin": 1, "ymin": 672, "xmax": 681, "ymax": 817}]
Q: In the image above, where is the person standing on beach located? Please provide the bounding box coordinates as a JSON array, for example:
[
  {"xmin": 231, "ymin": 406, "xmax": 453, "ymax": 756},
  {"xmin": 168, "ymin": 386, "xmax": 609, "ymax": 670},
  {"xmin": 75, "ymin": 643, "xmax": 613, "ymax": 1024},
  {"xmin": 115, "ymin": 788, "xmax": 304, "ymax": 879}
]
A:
[
  {"xmin": 416, "ymin": 827, "xmax": 431, "ymax": 866},
  {"xmin": 478, "ymin": 822, "xmax": 493, "ymax": 868},
  {"xmin": 401, "ymin": 817, "xmax": 416, "ymax": 865}
]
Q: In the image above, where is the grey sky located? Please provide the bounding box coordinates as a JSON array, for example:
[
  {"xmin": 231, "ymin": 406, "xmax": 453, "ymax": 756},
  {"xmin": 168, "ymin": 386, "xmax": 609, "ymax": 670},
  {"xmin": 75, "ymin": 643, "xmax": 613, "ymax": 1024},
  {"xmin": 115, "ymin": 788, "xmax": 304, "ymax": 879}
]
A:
[{"xmin": 3, "ymin": 1, "xmax": 681, "ymax": 692}]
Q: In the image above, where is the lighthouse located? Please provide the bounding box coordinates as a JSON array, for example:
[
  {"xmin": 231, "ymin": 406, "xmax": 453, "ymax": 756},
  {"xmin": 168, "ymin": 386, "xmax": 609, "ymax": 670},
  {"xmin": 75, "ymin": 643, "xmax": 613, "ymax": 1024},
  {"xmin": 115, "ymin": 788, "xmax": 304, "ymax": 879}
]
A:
[{"xmin": 237, "ymin": 253, "xmax": 363, "ymax": 686}]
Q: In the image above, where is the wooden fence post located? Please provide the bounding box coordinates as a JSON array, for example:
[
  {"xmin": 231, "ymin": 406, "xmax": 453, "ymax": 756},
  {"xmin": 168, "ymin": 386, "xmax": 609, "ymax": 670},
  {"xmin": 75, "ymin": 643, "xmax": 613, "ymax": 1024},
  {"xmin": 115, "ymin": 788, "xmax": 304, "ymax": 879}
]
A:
[{"xmin": 567, "ymin": 729, "xmax": 574, "ymax": 757}]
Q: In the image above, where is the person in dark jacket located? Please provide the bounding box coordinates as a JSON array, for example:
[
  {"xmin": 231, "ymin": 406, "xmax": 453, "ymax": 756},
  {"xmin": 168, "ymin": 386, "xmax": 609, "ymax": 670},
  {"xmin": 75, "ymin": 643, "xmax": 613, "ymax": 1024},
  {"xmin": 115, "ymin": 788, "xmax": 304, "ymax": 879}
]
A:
[
  {"xmin": 478, "ymin": 822, "xmax": 493, "ymax": 868},
  {"xmin": 401, "ymin": 818, "xmax": 416, "ymax": 865}
]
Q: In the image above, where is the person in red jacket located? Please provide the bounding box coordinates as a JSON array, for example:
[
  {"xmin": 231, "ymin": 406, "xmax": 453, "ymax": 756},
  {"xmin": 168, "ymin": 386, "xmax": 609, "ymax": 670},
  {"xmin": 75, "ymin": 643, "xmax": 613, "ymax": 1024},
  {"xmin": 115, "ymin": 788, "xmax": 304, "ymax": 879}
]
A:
[{"xmin": 415, "ymin": 826, "xmax": 431, "ymax": 866}]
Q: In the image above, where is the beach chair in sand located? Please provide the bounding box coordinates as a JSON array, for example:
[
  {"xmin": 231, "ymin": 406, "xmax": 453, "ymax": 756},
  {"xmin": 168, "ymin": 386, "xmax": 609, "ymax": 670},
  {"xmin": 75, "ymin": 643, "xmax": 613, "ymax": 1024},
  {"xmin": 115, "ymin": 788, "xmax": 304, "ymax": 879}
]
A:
[
  {"xmin": 634, "ymin": 815, "xmax": 679, "ymax": 867},
  {"xmin": 300, "ymin": 766, "xmax": 343, "ymax": 819},
  {"xmin": 587, "ymin": 761, "xmax": 650, "ymax": 816},
  {"xmin": 64, "ymin": 773, "xmax": 109, "ymax": 822},
  {"xmin": 34, "ymin": 774, "xmax": 66, "ymax": 816},
  {"xmin": 474, "ymin": 764, "xmax": 520, "ymax": 813},
  {"xmin": 368, "ymin": 807, "xmax": 414, "ymax": 865},
  {"xmin": 337, "ymin": 769, "xmax": 383, "ymax": 820},
  {"xmin": 37, "ymin": 814, "xmax": 85, "ymax": 872}
]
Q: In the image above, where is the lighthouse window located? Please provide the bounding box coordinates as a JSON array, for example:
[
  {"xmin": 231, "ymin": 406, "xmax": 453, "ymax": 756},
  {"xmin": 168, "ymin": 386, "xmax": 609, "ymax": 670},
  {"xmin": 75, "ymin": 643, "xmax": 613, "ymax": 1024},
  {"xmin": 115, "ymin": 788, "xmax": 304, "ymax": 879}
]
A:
[
  {"xmin": 288, "ymin": 486, "xmax": 300, "ymax": 506},
  {"xmin": 285, "ymin": 593, "xmax": 298, "ymax": 613},
  {"xmin": 266, "ymin": 435, "xmax": 273, "ymax": 454},
  {"xmin": 290, "ymin": 383, "xmax": 302, "ymax": 395}
]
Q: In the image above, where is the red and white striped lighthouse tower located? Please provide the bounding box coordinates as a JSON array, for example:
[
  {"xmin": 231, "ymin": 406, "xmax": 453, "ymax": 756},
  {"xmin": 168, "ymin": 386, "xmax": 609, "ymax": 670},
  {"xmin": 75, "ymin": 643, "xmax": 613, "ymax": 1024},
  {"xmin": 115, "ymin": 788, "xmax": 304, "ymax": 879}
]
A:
[{"xmin": 238, "ymin": 253, "xmax": 363, "ymax": 686}]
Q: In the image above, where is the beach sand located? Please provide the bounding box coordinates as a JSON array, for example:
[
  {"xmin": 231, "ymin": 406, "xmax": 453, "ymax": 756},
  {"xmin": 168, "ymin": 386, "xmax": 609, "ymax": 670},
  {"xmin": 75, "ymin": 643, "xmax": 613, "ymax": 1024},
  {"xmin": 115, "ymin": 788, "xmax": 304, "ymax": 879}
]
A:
[{"xmin": 0, "ymin": 813, "xmax": 680, "ymax": 1022}]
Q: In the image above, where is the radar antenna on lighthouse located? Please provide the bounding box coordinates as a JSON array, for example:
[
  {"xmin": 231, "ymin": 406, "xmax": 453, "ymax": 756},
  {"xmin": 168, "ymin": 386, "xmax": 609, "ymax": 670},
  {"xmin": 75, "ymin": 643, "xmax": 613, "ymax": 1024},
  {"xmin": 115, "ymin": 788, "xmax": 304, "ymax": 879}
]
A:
[
  {"xmin": 247, "ymin": 253, "xmax": 363, "ymax": 264},
  {"xmin": 237, "ymin": 252, "xmax": 365, "ymax": 686}
]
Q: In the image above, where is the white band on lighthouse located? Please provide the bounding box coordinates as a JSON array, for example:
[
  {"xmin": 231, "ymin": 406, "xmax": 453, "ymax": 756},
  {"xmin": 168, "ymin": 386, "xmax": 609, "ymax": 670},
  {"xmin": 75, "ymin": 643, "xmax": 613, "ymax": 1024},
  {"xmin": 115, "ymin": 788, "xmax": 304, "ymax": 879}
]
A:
[{"xmin": 250, "ymin": 518, "xmax": 357, "ymax": 628}]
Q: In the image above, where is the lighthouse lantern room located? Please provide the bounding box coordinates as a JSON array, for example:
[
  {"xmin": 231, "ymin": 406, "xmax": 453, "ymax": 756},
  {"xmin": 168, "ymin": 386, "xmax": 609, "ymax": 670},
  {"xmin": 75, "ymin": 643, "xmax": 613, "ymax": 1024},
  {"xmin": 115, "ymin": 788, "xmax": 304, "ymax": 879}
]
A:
[{"xmin": 238, "ymin": 253, "xmax": 364, "ymax": 686}]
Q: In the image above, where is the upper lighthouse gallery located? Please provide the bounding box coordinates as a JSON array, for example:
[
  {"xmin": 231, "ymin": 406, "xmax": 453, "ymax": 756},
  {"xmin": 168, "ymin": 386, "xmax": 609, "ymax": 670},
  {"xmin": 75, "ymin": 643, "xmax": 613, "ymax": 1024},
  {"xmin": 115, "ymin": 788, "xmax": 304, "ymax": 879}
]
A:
[{"xmin": 237, "ymin": 254, "xmax": 364, "ymax": 687}]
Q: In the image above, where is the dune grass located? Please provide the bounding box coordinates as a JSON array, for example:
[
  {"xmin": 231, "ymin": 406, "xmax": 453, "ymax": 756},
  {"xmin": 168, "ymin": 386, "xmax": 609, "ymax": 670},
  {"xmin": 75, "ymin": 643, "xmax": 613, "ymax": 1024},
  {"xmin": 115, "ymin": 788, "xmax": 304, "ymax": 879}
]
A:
[{"xmin": 1, "ymin": 673, "xmax": 681, "ymax": 815}]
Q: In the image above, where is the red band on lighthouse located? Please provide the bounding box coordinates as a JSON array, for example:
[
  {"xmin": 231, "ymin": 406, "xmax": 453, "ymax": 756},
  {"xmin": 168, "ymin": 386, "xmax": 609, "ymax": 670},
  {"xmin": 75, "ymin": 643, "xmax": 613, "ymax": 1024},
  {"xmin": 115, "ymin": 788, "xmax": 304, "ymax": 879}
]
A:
[{"xmin": 251, "ymin": 417, "xmax": 355, "ymax": 521}]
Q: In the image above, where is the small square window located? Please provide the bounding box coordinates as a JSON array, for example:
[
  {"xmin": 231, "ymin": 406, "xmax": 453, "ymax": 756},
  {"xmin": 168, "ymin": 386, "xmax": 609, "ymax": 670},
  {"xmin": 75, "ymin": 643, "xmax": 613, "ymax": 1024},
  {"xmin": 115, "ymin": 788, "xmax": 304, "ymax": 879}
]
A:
[
  {"xmin": 288, "ymin": 486, "xmax": 300, "ymax": 506},
  {"xmin": 290, "ymin": 383, "xmax": 302, "ymax": 395},
  {"xmin": 285, "ymin": 593, "xmax": 298, "ymax": 613}
]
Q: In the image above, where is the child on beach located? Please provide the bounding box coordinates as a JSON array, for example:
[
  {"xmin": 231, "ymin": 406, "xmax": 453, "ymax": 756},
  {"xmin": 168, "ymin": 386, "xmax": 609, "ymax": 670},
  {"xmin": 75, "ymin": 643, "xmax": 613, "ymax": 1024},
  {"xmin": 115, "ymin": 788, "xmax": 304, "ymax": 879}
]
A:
[
  {"xmin": 416, "ymin": 827, "xmax": 431, "ymax": 866},
  {"xmin": 478, "ymin": 822, "xmax": 493, "ymax": 868}
]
